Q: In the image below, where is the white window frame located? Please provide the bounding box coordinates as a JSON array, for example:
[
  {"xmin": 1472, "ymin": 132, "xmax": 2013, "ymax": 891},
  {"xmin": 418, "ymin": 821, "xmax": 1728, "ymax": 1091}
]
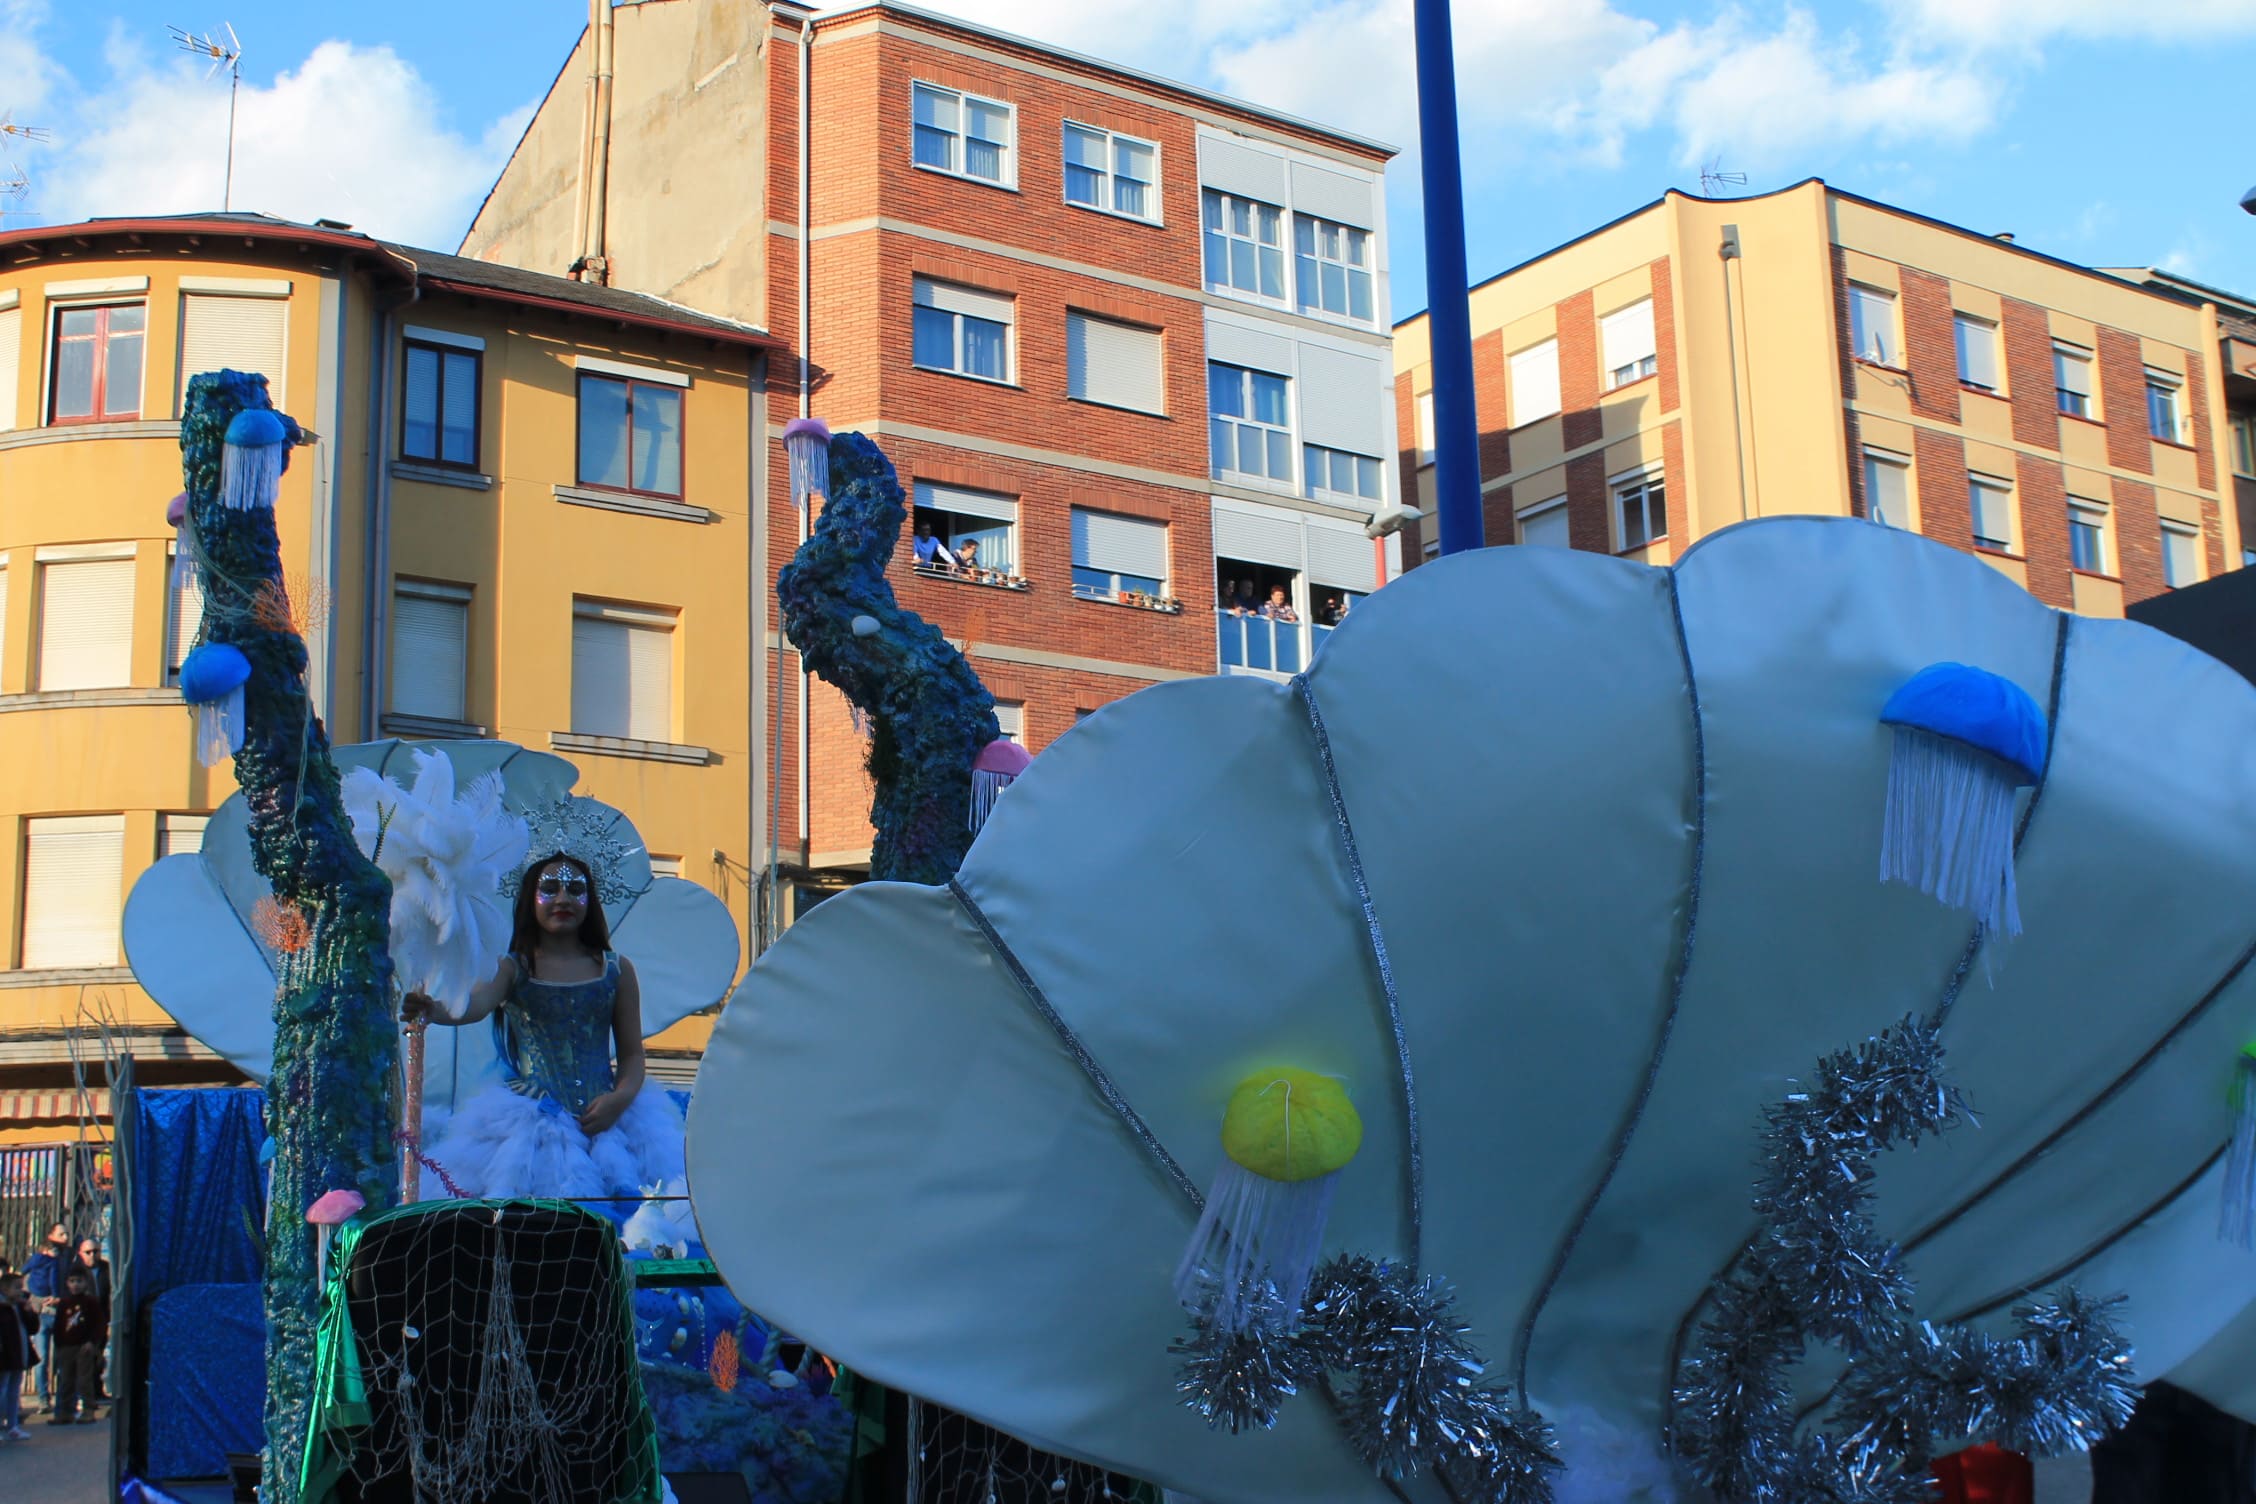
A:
[
  {"xmin": 571, "ymin": 599, "xmax": 676, "ymax": 743},
  {"xmin": 2233, "ymin": 412, "xmax": 2256, "ymax": 478},
  {"xmin": 158, "ymin": 813, "xmax": 209, "ymax": 858},
  {"xmin": 2162, "ymin": 520, "xmax": 2203, "ymax": 588},
  {"xmin": 1207, "ymin": 361, "xmax": 1295, "ymax": 487},
  {"xmin": 1862, "ymin": 449, "xmax": 1912, "ymax": 530},
  {"xmin": 2145, "ymin": 369, "xmax": 2187, "ymax": 444},
  {"xmin": 2067, "ymin": 497, "xmax": 2110, "ymax": 577},
  {"xmin": 1969, "ymin": 473, "xmax": 2015, "ymax": 552},
  {"xmin": 647, "ymin": 855, "xmax": 685, "ymax": 879},
  {"xmin": 1953, "ymin": 313, "xmax": 2000, "ymax": 392},
  {"xmin": 36, "ymin": 551, "xmax": 137, "ymax": 692},
  {"xmin": 911, "ymin": 481, "xmax": 1020, "ymax": 575},
  {"xmin": 1600, "ymin": 298, "xmax": 1657, "ymax": 389},
  {"xmin": 910, "ymin": 80, "xmax": 1016, "ymax": 189},
  {"xmin": 20, "ymin": 814, "xmax": 125, "ymax": 971},
  {"xmin": 1849, "ymin": 285, "xmax": 1899, "ymax": 368},
  {"xmin": 391, "ymin": 579, "xmax": 472, "ymax": 724},
  {"xmin": 1414, "ymin": 390, "xmax": 1435, "ymax": 465},
  {"xmin": 912, "ymin": 278, "xmax": 1014, "ymax": 386},
  {"xmin": 1612, "ymin": 466, "xmax": 1667, "ymax": 552},
  {"xmin": 1061, "ymin": 121, "xmax": 1160, "ymax": 225},
  {"xmin": 1303, "ymin": 443, "xmax": 1382, "ymax": 503},
  {"xmin": 1070, "ymin": 507, "xmax": 1170, "ymax": 602},
  {"xmin": 1201, "ymin": 189, "xmax": 1288, "ymax": 306},
  {"xmin": 1292, "ymin": 213, "xmax": 1376, "ymax": 325},
  {"xmin": 2054, "ymin": 343, "xmax": 2095, "ymax": 420},
  {"xmin": 993, "ymin": 701, "xmax": 1025, "ymax": 743},
  {"xmin": 1516, "ymin": 495, "xmax": 1570, "ymax": 549},
  {"xmin": 1509, "ymin": 340, "xmax": 1561, "ymax": 425}
]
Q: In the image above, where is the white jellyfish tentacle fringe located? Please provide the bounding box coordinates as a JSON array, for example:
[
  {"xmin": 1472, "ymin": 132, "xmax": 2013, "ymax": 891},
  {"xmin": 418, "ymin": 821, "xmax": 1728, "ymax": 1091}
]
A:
[{"xmin": 782, "ymin": 416, "xmax": 831, "ymax": 512}]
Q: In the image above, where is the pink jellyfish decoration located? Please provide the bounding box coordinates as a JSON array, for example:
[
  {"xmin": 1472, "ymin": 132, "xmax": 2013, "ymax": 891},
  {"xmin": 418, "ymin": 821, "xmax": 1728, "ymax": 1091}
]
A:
[
  {"xmin": 782, "ymin": 416, "xmax": 831, "ymax": 512},
  {"xmin": 306, "ymin": 1188, "xmax": 367, "ymax": 1287},
  {"xmin": 969, "ymin": 737, "xmax": 1032, "ymax": 836},
  {"xmin": 166, "ymin": 491, "xmax": 199, "ymax": 603}
]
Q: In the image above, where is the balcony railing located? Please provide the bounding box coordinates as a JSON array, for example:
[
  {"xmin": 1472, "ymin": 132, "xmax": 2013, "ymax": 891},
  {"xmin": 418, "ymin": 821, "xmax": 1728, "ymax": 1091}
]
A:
[{"xmin": 1217, "ymin": 610, "xmax": 1304, "ymax": 674}]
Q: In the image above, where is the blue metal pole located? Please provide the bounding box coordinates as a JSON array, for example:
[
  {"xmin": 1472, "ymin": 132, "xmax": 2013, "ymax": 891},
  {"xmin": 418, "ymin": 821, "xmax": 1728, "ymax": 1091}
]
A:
[{"xmin": 1413, "ymin": 0, "xmax": 1484, "ymax": 555}]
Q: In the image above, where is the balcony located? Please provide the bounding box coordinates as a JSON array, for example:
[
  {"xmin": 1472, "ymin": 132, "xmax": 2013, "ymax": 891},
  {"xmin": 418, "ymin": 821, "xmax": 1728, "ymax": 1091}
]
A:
[
  {"xmin": 911, "ymin": 561, "xmax": 1030, "ymax": 592},
  {"xmin": 1216, "ymin": 610, "xmax": 1339, "ymax": 679}
]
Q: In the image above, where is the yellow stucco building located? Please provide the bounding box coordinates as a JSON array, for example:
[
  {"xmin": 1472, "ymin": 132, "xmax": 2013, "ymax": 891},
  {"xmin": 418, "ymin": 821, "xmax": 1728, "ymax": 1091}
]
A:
[
  {"xmin": 1393, "ymin": 180, "xmax": 2247, "ymax": 613},
  {"xmin": 0, "ymin": 213, "xmax": 780, "ymax": 1138}
]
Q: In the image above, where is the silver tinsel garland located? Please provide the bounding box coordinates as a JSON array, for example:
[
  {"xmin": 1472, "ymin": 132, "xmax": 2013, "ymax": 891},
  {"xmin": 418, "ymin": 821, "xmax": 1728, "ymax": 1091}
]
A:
[
  {"xmin": 1174, "ymin": 1255, "xmax": 1560, "ymax": 1504},
  {"xmin": 1674, "ymin": 1017, "xmax": 2137, "ymax": 1502}
]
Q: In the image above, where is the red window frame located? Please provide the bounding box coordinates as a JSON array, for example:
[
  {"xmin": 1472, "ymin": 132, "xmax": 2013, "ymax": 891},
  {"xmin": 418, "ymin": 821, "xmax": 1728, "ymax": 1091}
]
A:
[
  {"xmin": 575, "ymin": 373, "xmax": 686, "ymax": 501},
  {"xmin": 48, "ymin": 302, "xmax": 145, "ymax": 425}
]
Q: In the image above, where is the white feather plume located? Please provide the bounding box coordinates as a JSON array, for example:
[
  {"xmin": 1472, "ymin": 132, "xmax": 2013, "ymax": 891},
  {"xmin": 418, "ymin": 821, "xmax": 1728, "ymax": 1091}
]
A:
[{"xmin": 343, "ymin": 749, "xmax": 529, "ymax": 1006}]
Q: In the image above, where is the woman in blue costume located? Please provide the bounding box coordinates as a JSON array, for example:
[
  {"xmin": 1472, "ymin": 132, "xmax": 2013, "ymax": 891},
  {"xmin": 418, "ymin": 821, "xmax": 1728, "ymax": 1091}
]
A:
[{"xmin": 402, "ymin": 852, "xmax": 685, "ymax": 1200}]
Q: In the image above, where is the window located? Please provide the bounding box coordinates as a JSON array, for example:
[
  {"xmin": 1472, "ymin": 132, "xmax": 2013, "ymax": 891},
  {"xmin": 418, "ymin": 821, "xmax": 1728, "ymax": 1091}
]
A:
[
  {"xmin": 1600, "ymin": 299, "xmax": 1657, "ymax": 389},
  {"xmin": 1202, "ymin": 190, "xmax": 1285, "ymax": 302},
  {"xmin": 1070, "ymin": 507, "xmax": 1168, "ymax": 601},
  {"xmin": 0, "ymin": 565, "xmax": 8, "ymax": 674},
  {"xmin": 1293, "ymin": 215, "xmax": 1374, "ymax": 322},
  {"xmin": 38, "ymin": 556, "xmax": 135, "ymax": 690},
  {"xmin": 2162, "ymin": 522, "xmax": 2203, "ymax": 587},
  {"xmin": 1066, "ymin": 311, "xmax": 1163, "ymax": 414},
  {"xmin": 165, "ymin": 548, "xmax": 203, "ymax": 681},
  {"xmin": 1848, "ymin": 286, "xmax": 1898, "ymax": 367},
  {"xmin": 577, "ymin": 372, "xmax": 682, "ymax": 498},
  {"xmin": 1063, "ymin": 123, "xmax": 1156, "ymax": 221},
  {"xmin": 1954, "ymin": 314, "xmax": 1999, "ymax": 391},
  {"xmin": 912, "ymin": 81, "xmax": 1013, "ymax": 186},
  {"xmin": 2054, "ymin": 344, "xmax": 2094, "ymax": 419},
  {"xmin": 1208, "ymin": 362, "xmax": 1293, "ymax": 484},
  {"xmin": 2234, "ymin": 413, "xmax": 2256, "ymax": 477},
  {"xmin": 1414, "ymin": 391, "xmax": 1435, "ymax": 465},
  {"xmin": 993, "ymin": 701, "xmax": 1024, "ymax": 744},
  {"xmin": 403, "ymin": 340, "xmax": 480, "ymax": 468},
  {"xmin": 1614, "ymin": 470, "xmax": 1667, "ymax": 551},
  {"xmin": 1509, "ymin": 341, "xmax": 1561, "ymax": 425},
  {"xmin": 1517, "ymin": 497, "xmax": 1569, "ymax": 549},
  {"xmin": 1970, "ymin": 474, "xmax": 2014, "ymax": 552},
  {"xmin": 911, "ymin": 481, "xmax": 1018, "ymax": 574},
  {"xmin": 571, "ymin": 601, "xmax": 673, "ymax": 742},
  {"xmin": 392, "ymin": 581, "xmax": 471, "ymax": 723},
  {"xmin": 158, "ymin": 814, "xmax": 208, "ymax": 858},
  {"xmin": 1303, "ymin": 445, "xmax": 1382, "ymax": 502},
  {"xmin": 1863, "ymin": 450, "xmax": 1911, "ymax": 530},
  {"xmin": 20, "ymin": 815, "xmax": 125, "ymax": 969},
  {"xmin": 49, "ymin": 303, "xmax": 145, "ymax": 423},
  {"xmin": 0, "ymin": 303, "xmax": 20, "ymax": 431},
  {"xmin": 2146, "ymin": 371, "xmax": 2186, "ymax": 443},
  {"xmin": 912, "ymin": 278, "xmax": 1012, "ymax": 384},
  {"xmin": 2068, "ymin": 498, "xmax": 2109, "ymax": 575},
  {"xmin": 177, "ymin": 293, "xmax": 287, "ymax": 412}
]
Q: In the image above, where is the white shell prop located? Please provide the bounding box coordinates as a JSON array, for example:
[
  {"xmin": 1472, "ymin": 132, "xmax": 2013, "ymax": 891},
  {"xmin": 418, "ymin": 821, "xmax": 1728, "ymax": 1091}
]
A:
[
  {"xmin": 124, "ymin": 738, "xmax": 742, "ymax": 1112},
  {"xmin": 686, "ymin": 518, "xmax": 2256, "ymax": 1502}
]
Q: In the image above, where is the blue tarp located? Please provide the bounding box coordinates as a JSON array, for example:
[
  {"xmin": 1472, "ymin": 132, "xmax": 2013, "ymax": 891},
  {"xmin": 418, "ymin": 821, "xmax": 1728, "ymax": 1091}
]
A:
[
  {"xmin": 130, "ymin": 1088, "xmax": 264, "ymax": 1302},
  {"xmin": 145, "ymin": 1283, "xmax": 264, "ymax": 1481}
]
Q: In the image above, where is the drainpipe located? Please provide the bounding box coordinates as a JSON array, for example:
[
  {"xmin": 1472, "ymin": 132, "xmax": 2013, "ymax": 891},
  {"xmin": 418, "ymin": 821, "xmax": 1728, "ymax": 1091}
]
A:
[
  {"xmin": 580, "ymin": 0, "xmax": 616, "ymax": 284},
  {"xmin": 570, "ymin": 7, "xmax": 597, "ymax": 279},
  {"xmin": 769, "ymin": 13, "xmax": 813, "ymax": 942},
  {"xmin": 362, "ymin": 269, "xmax": 420, "ymax": 742},
  {"xmin": 795, "ymin": 14, "xmax": 812, "ymax": 866}
]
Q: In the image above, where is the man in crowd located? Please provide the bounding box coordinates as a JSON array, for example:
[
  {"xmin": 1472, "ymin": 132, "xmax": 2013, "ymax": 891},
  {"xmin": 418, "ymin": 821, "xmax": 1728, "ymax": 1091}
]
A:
[
  {"xmin": 45, "ymin": 1267, "xmax": 105, "ymax": 1425},
  {"xmin": 20, "ymin": 1223, "xmax": 68, "ymax": 1412},
  {"xmin": 73, "ymin": 1237, "xmax": 112, "ymax": 1403}
]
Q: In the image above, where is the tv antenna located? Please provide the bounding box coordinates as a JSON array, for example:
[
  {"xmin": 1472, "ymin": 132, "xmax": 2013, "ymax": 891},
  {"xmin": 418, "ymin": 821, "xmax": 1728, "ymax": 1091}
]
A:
[
  {"xmin": 1700, "ymin": 158, "xmax": 1748, "ymax": 196},
  {"xmin": 167, "ymin": 23, "xmax": 244, "ymax": 210},
  {"xmin": 0, "ymin": 112, "xmax": 48, "ymax": 219}
]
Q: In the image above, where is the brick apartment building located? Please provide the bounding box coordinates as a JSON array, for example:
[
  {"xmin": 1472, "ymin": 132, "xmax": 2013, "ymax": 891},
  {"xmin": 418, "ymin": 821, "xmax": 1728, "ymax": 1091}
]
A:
[
  {"xmin": 1392, "ymin": 179, "xmax": 2247, "ymax": 614},
  {"xmin": 462, "ymin": 0, "xmax": 1403, "ymax": 910}
]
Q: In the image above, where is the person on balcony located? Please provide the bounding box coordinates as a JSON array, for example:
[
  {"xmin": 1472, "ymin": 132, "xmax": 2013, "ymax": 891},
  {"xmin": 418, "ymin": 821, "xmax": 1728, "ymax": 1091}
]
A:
[
  {"xmin": 953, "ymin": 538, "xmax": 984, "ymax": 575},
  {"xmin": 1226, "ymin": 578, "xmax": 1260, "ymax": 616},
  {"xmin": 1260, "ymin": 586, "xmax": 1299, "ymax": 624},
  {"xmin": 911, "ymin": 519, "xmax": 952, "ymax": 570}
]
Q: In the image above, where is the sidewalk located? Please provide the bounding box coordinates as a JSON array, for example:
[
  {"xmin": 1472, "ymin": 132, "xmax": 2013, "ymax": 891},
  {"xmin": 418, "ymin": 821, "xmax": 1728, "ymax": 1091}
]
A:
[{"xmin": 2, "ymin": 1402, "xmax": 113, "ymax": 1504}]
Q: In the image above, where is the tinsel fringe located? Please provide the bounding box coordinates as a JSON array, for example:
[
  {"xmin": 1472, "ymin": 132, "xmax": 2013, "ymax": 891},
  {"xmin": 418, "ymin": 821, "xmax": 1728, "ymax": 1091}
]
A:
[
  {"xmin": 219, "ymin": 439, "xmax": 286, "ymax": 511},
  {"xmin": 968, "ymin": 767, "xmax": 1018, "ymax": 835},
  {"xmin": 172, "ymin": 522, "xmax": 202, "ymax": 606},
  {"xmin": 1174, "ymin": 1160, "xmax": 1338, "ymax": 1331},
  {"xmin": 2223, "ymin": 1053, "xmax": 2256, "ymax": 1249},
  {"xmin": 193, "ymin": 687, "xmax": 245, "ymax": 767},
  {"xmin": 1880, "ymin": 728, "xmax": 2022, "ymax": 938},
  {"xmin": 787, "ymin": 435, "xmax": 829, "ymax": 512}
]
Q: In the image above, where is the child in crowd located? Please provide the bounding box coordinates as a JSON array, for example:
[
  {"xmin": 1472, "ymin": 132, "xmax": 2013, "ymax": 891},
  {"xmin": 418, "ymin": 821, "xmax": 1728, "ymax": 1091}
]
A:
[
  {"xmin": 46, "ymin": 1269, "xmax": 105, "ymax": 1426},
  {"xmin": 0, "ymin": 1274, "xmax": 34, "ymax": 1441}
]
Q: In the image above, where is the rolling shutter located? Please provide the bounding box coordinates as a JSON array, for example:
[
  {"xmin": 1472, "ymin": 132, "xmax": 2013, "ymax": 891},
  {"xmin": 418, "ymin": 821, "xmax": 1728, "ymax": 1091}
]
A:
[
  {"xmin": 178, "ymin": 294, "xmax": 287, "ymax": 412},
  {"xmin": 1067, "ymin": 313, "xmax": 1164, "ymax": 414},
  {"xmin": 38, "ymin": 558, "xmax": 136, "ymax": 691},
  {"xmin": 1601, "ymin": 300, "xmax": 1655, "ymax": 373},
  {"xmin": 1070, "ymin": 508, "xmax": 1169, "ymax": 581},
  {"xmin": 1289, "ymin": 160, "xmax": 1375, "ymax": 230},
  {"xmin": 1206, "ymin": 320, "xmax": 1292, "ymax": 376},
  {"xmin": 1211, "ymin": 502, "xmax": 1304, "ymax": 570},
  {"xmin": 22, "ymin": 815, "xmax": 125, "ymax": 969},
  {"xmin": 392, "ymin": 585, "xmax": 470, "ymax": 722},
  {"xmin": 1198, "ymin": 135, "xmax": 1288, "ymax": 206},
  {"xmin": 913, "ymin": 481, "xmax": 1018, "ymax": 523},
  {"xmin": 1296, "ymin": 342, "xmax": 1384, "ymax": 452},
  {"xmin": 572, "ymin": 607, "xmax": 672, "ymax": 742},
  {"xmin": 0, "ymin": 306, "xmax": 19, "ymax": 431},
  {"xmin": 913, "ymin": 278, "xmax": 1014, "ymax": 325},
  {"xmin": 159, "ymin": 814, "xmax": 209, "ymax": 857},
  {"xmin": 1511, "ymin": 342, "xmax": 1561, "ymax": 422},
  {"xmin": 0, "ymin": 567, "xmax": 8, "ymax": 671},
  {"xmin": 1306, "ymin": 518, "xmax": 1377, "ymax": 592}
]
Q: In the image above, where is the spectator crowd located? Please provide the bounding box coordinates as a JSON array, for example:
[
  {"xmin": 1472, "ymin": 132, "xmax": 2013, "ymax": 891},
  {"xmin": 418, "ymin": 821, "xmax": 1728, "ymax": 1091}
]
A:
[{"xmin": 0, "ymin": 1221, "xmax": 113, "ymax": 1446}]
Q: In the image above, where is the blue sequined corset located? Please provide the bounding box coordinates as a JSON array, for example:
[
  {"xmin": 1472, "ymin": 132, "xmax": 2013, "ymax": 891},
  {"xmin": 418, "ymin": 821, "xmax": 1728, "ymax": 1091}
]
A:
[{"xmin": 492, "ymin": 952, "xmax": 619, "ymax": 1114}]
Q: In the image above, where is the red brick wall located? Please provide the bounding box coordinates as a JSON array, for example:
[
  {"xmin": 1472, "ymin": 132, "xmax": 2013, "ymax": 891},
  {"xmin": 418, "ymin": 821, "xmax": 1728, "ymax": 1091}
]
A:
[
  {"xmin": 1565, "ymin": 451, "xmax": 1610, "ymax": 552},
  {"xmin": 1393, "ymin": 370, "xmax": 1426, "ymax": 563},
  {"xmin": 1661, "ymin": 420, "xmax": 1688, "ymax": 550},
  {"xmin": 2014, "ymin": 454, "xmax": 2072, "ymax": 608},
  {"xmin": 1558, "ymin": 290, "xmax": 1602, "ymax": 451},
  {"xmin": 2111, "ymin": 477, "xmax": 2167, "ymax": 600},
  {"xmin": 1998, "ymin": 297, "xmax": 2060, "ymax": 450},
  {"xmin": 1651, "ymin": 257, "xmax": 1679, "ymax": 415},
  {"xmin": 2186, "ymin": 349, "xmax": 2217, "ymax": 493},
  {"xmin": 1914, "ymin": 429, "xmax": 1970, "ymax": 548},
  {"xmin": 1899, "ymin": 268, "xmax": 1962, "ymax": 424},
  {"xmin": 1473, "ymin": 328, "xmax": 1513, "ymax": 483},
  {"xmin": 1483, "ymin": 481, "xmax": 1515, "ymax": 547},
  {"xmin": 1830, "ymin": 248, "xmax": 1869, "ymax": 519},
  {"xmin": 2095, "ymin": 327, "xmax": 2154, "ymax": 475}
]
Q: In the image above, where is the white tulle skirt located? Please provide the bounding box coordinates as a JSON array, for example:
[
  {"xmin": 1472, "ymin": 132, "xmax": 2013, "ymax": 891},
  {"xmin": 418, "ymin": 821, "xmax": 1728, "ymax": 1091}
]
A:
[{"xmin": 420, "ymin": 1080, "xmax": 686, "ymax": 1201}]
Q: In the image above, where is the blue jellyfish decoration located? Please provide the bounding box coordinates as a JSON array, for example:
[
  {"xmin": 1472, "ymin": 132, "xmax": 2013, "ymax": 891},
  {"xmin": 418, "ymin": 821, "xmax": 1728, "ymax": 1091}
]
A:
[
  {"xmin": 179, "ymin": 641, "xmax": 252, "ymax": 767},
  {"xmin": 1879, "ymin": 661, "xmax": 2047, "ymax": 939},
  {"xmin": 220, "ymin": 405, "xmax": 292, "ymax": 510}
]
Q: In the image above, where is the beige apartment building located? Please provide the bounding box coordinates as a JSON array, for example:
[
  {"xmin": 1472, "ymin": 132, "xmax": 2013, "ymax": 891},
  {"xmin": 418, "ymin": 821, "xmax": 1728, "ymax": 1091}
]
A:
[{"xmin": 1392, "ymin": 179, "xmax": 2247, "ymax": 612}]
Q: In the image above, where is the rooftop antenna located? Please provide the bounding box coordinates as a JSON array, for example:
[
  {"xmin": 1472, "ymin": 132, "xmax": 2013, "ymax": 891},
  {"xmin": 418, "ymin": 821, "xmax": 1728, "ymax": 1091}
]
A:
[
  {"xmin": 1700, "ymin": 158, "xmax": 1748, "ymax": 196},
  {"xmin": 0, "ymin": 112, "xmax": 48, "ymax": 219},
  {"xmin": 168, "ymin": 23, "xmax": 244, "ymax": 211}
]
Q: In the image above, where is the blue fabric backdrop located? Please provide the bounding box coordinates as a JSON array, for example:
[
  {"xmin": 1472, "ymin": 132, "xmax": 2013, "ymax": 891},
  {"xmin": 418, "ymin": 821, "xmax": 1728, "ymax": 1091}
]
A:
[
  {"xmin": 144, "ymin": 1283, "xmax": 264, "ymax": 1480},
  {"xmin": 131, "ymin": 1087, "xmax": 264, "ymax": 1300}
]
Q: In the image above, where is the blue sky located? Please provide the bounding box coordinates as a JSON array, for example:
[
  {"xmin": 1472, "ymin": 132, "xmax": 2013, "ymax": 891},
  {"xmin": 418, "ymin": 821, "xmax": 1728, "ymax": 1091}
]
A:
[{"xmin": 7, "ymin": 0, "xmax": 2256, "ymax": 317}]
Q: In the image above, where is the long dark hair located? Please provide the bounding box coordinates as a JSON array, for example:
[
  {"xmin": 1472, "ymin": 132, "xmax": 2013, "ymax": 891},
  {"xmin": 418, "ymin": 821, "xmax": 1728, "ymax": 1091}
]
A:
[{"xmin": 510, "ymin": 853, "xmax": 612, "ymax": 975}]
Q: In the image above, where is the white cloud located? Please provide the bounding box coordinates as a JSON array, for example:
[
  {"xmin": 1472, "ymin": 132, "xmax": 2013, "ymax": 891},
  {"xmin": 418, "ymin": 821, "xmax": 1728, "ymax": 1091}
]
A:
[
  {"xmin": 13, "ymin": 17, "xmax": 529, "ymax": 250},
  {"xmin": 1897, "ymin": 0, "xmax": 2256, "ymax": 48}
]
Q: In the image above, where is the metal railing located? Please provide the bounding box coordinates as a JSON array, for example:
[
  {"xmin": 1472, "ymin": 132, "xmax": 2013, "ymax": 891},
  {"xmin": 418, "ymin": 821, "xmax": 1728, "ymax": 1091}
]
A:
[{"xmin": 1216, "ymin": 610, "xmax": 1343, "ymax": 673}]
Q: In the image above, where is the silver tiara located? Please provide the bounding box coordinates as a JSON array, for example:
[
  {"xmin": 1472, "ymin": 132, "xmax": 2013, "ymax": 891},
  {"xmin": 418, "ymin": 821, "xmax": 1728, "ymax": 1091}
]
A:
[{"xmin": 501, "ymin": 796, "xmax": 646, "ymax": 911}]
